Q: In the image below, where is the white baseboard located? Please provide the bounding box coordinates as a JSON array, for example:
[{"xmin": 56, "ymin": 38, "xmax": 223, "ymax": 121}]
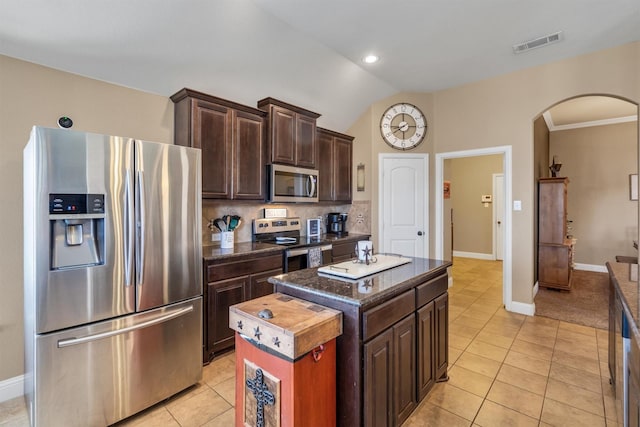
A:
[
  {"xmin": 452, "ymin": 251, "xmax": 494, "ymax": 261},
  {"xmin": 0, "ymin": 374, "xmax": 24, "ymax": 403},
  {"xmin": 508, "ymin": 300, "xmax": 535, "ymax": 316},
  {"xmin": 533, "ymin": 281, "xmax": 539, "ymax": 297},
  {"xmin": 574, "ymin": 263, "xmax": 607, "ymax": 273}
]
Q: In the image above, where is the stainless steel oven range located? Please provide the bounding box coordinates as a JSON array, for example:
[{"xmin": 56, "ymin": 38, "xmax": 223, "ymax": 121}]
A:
[{"xmin": 253, "ymin": 217, "xmax": 332, "ymax": 272}]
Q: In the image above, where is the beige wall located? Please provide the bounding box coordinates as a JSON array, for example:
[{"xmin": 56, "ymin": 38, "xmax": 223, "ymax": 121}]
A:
[
  {"xmin": 550, "ymin": 121, "xmax": 638, "ymax": 264},
  {"xmin": 0, "ymin": 55, "xmax": 174, "ymax": 381},
  {"xmin": 532, "ymin": 116, "xmax": 550, "ymax": 283},
  {"xmin": 448, "ymin": 155, "xmax": 503, "ymax": 255}
]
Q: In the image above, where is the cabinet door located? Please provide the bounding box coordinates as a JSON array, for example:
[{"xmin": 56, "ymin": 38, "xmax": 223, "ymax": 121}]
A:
[
  {"xmin": 248, "ymin": 268, "xmax": 282, "ymax": 300},
  {"xmin": 296, "ymin": 114, "xmax": 317, "ymax": 169},
  {"xmin": 435, "ymin": 293, "xmax": 449, "ymax": 380},
  {"xmin": 417, "ymin": 301, "xmax": 435, "ymax": 400},
  {"xmin": 332, "ymin": 240, "xmax": 358, "ymax": 263},
  {"xmin": 609, "ymin": 276, "xmax": 616, "ymax": 385},
  {"xmin": 270, "ymin": 106, "xmax": 296, "ymax": 165},
  {"xmin": 538, "ymin": 179, "xmax": 568, "ymax": 244},
  {"xmin": 394, "ymin": 315, "xmax": 416, "ymax": 426},
  {"xmin": 209, "ymin": 276, "xmax": 248, "ymax": 354},
  {"xmin": 538, "ymin": 244, "xmax": 571, "ymax": 289},
  {"xmin": 630, "ymin": 368, "xmax": 640, "ymax": 427},
  {"xmin": 194, "ymin": 101, "xmax": 232, "ymax": 198},
  {"xmin": 317, "ymin": 130, "xmax": 334, "ymax": 201},
  {"xmin": 233, "ymin": 110, "xmax": 265, "ymax": 200},
  {"xmin": 364, "ymin": 328, "xmax": 394, "ymax": 427},
  {"xmin": 334, "ymin": 136, "xmax": 352, "ymax": 202}
]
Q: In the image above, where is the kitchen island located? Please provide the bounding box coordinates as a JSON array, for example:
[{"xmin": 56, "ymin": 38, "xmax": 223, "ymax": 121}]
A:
[{"xmin": 269, "ymin": 256, "xmax": 452, "ymax": 427}]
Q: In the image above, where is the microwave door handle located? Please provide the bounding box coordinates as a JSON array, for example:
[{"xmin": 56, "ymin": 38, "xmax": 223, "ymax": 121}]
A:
[{"xmin": 307, "ymin": 175, "xmax": 316, "ymax": 197}]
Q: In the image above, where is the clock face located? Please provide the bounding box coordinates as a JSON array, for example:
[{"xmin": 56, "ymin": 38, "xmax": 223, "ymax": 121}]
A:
[{"xmin": 380, "ymin": 103, "xmax": 427, "ymax": 150}]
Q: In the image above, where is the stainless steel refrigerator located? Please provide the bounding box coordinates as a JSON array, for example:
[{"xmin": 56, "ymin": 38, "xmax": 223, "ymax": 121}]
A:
[{"xmin": 23, "ymin": 126, "xmax": 203, "ymax": 426}]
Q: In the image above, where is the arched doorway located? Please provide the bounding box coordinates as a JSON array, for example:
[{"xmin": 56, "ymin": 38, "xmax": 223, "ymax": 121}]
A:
[{"xmin": 533, "ymin": 95, "xmax": 639, "ymax": 323}]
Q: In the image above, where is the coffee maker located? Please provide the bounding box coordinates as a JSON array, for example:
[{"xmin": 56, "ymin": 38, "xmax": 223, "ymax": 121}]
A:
[{"xmin": 327, "ymin": 212, "xmax": 348, "ymax": 235}]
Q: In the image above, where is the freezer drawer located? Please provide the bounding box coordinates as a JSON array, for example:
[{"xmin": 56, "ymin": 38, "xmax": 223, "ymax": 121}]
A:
[{"xmin": 28, "ymin": 298, "xmax": 202, "ymax": 427}]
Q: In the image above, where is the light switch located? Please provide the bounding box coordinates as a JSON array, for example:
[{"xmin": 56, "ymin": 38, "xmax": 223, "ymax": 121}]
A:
[{"xmin": 513, "ymin": 200, "xmax": 522, "ymax": 211}]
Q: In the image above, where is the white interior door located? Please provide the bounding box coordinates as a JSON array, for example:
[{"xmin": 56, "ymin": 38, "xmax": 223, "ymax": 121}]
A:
[
  {"xmin": 493, "ymin": 173, "xmax": 504, "ymax": 260},
  {"xmin": 380, "ymin": 154, "xmax": 428, "ymax": 257}
]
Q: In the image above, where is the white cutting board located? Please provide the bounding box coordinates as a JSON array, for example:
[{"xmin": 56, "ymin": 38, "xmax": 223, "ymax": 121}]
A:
[{"xmin": 318, "ymin": 255, "xmax": 412, "ymax": 279}]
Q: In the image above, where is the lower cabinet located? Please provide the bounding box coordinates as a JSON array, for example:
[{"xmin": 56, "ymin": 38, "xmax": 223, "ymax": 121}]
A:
[
  {"xmin": 364, "ymin": 314, "xmax": 416, "ymax": 427},
  {"xmin": 364, "ymin": 328, "xmax": 394, "ymax": 427},
  {"xmin": 332, "ymin": 235, "xmax": 370, "ymax": 263},
  {"xmin": 393, "ymin": 315, "xmax": 417, "ymax": 425},
  {"xmin": 630, "ymin": 330, "xmax": 640, "ymax": 427},
  {"xmin": 364, "ymin": 274, "xmax": 448, "ymax": 427},
  {"xmin": 203, "ymin": 253, "xmax": 282, "ymax": 363}
]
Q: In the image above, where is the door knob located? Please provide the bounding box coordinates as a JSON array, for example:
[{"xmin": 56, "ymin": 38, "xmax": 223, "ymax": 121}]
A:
[
  {"xmin": 497, "ymin": 221, "xmax": 501, "ymax": 225},
  {"xmin": 417, "ymin": 231, "xmax": 423, "ymax": 236}
]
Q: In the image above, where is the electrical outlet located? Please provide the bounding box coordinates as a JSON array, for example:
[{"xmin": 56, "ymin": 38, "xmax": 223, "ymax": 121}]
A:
[{"xmin": 211, "ymin": 233, "xmax": 221, "ymax": 242}]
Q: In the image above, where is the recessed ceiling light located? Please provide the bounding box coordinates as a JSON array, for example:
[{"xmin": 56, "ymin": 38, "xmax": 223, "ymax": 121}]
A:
[{"xmin": 362, "ymin": 55, "xmax": 379, "ymax": 64}]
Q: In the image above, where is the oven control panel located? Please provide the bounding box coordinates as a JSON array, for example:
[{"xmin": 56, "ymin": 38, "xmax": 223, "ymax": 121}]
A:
[{"xmin": 253, "ymin": 217, "xmax": 301, "ymax": 235}]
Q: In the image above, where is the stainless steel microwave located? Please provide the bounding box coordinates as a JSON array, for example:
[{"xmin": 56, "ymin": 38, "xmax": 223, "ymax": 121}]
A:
[{"xmin": 268, "ymin": 164, "xmax": 319, "ymax": 203}]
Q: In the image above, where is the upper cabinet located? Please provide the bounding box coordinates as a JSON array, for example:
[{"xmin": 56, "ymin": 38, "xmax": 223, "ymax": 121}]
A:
[
  {"xmin": 171, "ymin": 88, "xmax": 267, "ymax": 200},
  {"xmin": 257, "ymin": 97, "xmax": 320, "ymax": 169},
  {"xmin": 317, "ymin": 127, "xmax": 354, "ymax": 203}
]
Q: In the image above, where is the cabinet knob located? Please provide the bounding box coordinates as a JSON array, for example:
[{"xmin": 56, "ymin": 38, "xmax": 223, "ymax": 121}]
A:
[{"xmin": 417, "ymin": 231, "xmax": 424, "ymax": 236}]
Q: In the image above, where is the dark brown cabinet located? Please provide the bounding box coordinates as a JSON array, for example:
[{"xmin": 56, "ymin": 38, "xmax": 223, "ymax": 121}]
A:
[
  {"xmin": 317, "ymin": 127, "xmax": 353, "ymax": 202},
  {"xmin": 363, "ymin": 279, "xmax": 447, "ymax": 427},
  {"xmin": 393, "ymin": 314, "xmax": 417, "ymax": 426},
  {"xmin": 208, "ymin": 276, "xmax": 247, "ymax": 355},
  {"xmin": 364, "ymin": 328, "xmax": 393, "ymax": 427},
  {"xmin": 171, "ymin": 88, "xmax": 267, "ymax": 200},
  {"xmin": 203, "ymin": 253, "xmax": 282, "ymax": 362},
  {"xmin": 538, "ymin": 177, "xmax": 574, "ymax": 290},
  {"xmin": 258, "ymin": 97, "xmax": 320, "ymax": 169},
  {"xmin": 331, "ymin": 236, "xmax": 369, "ymax": 263},
  {"xmin": 416, "ymin": 275, "xmax": 449, "ymax": 401}
]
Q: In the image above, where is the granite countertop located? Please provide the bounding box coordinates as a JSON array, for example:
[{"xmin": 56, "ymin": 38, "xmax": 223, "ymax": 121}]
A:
[
  {"xmin": 202, "ymin": 233, "xmax": 371, "ymax": 261},
  {"xmin": 202, "ymin": 241, "xmax": 283, "ymax": 261},
  {"xmin": 269, "ymin": 257, "xmax": 451, "ymax": 309},
  {"xmin": 608, "ymin": 261, "xmax": 639, "ymax": 336}
]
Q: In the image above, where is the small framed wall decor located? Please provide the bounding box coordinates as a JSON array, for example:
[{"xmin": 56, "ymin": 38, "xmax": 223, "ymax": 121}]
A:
[
  {"xmin": 630, "ymin": 174, "xmax": 638, "ymax": 201},
  {"xmin": 443, "ymin": 181, "xmax": 451, "ymax": 199}
]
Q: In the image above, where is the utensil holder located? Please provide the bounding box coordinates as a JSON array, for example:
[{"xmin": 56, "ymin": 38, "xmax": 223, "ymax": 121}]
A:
[{"xmin": 221, "ymin": 231, "xmax": 234, "ymax": 249}]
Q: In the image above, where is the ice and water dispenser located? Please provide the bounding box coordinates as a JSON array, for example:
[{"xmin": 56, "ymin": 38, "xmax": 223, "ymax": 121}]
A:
[{"xmin": 49, "ymin": 193, "xmax": 105, "ymax": 270}]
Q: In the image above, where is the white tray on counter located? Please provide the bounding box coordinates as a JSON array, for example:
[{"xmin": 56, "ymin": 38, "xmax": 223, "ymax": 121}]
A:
[{"xmin": 318, "ymin": 255, "xmax": 412, "ymax": 279}]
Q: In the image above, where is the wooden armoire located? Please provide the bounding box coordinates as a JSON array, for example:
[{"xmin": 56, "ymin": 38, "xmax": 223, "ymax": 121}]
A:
[{"xmin": 538, "ymin": 177, "xmax": 575, "ymax": 290}]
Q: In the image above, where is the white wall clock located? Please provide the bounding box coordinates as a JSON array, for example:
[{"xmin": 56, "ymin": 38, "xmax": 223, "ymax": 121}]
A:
[{"xmin": 380, "ymin": 103, "xmax": 427, "ymax": 150}]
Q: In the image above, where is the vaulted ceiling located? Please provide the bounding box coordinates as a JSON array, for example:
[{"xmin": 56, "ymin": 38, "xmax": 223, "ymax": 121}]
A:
[{"xmin": 1, "ymin": 0, "xmax": 639, "ymax": 130}]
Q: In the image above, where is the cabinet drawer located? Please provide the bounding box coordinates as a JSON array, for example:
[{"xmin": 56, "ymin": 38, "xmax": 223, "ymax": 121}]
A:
[
  {"xmin": 207, "ymin": 254, "xmax": 283, "ymax": 282},
  {"xmin": 416, "ymin": 274, "xmax": 448, "ymax": 308},
  {"xmin": 363, "ymin": 290, "xmax": 415, "ymax": 341}
]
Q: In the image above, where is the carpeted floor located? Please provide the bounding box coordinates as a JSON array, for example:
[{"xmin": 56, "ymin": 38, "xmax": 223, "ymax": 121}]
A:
[{"xmin": 534, "ymin": 269, "xmax": 609, "ymax": 330}]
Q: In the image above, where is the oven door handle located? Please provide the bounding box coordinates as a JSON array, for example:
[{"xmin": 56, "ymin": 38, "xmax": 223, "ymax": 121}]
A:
[{"xmin": 286, "ymin": 244, "xmax": 332, "ymax": 258}]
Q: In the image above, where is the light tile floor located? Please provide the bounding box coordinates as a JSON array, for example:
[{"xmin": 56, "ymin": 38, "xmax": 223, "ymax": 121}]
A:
[{"xmin": 1, "ymin": 257, "xmax": 617, "ymax": 426}]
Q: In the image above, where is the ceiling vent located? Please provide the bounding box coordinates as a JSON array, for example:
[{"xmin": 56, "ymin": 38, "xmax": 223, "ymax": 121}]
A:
[{"xmin": 513, "ymin": 31, "xmax": 563, "ymax": 54}]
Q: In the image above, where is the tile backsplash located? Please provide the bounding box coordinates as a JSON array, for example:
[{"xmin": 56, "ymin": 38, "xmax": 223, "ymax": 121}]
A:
[{"xmin": 202, "ymin": 201, "xmax": 372, "ymax": 245}]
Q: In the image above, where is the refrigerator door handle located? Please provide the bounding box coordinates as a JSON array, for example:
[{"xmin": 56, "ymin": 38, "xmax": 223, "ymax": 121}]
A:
[
  {"xmin": 57, "ymin": 305, "xmax": 194, "ymax": 348},
  {"xmin": 136, "ymin": 170, "xmax": 146, "ymax": 287},
  {"xmin": 124, "ymin": 170, "xmax": 134, "ymax": 287}
]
